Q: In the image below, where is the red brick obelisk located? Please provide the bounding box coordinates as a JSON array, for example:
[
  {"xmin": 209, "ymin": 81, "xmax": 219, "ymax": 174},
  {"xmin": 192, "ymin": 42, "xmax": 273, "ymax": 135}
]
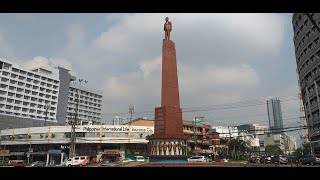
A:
[
  {"xmin": 147, "ymin": 19, "xmax": 187, "ymax": 162},
  {"xmin": 152, "ymin": 40, "xmax": 184, "ymax": 139}
]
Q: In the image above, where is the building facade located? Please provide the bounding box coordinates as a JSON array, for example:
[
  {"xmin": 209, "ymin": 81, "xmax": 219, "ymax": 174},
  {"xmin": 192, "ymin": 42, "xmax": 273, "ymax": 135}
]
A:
[
  {"xmin": 0, "ymin": 58, "xmax": 102, "ymax": 130},
  {"xmin": 237, "ymin": 124, "xmax": 268, "ymax": 137},
  {"xmin": 292, "ymin": 13, "xmax": 320, "ymax": 153},
  {"xmin": 258, "ymin": 133, "xmax": 286, "ymax": 155},
  {"xmin": 0, "ymin": 124, "xmax": 154, "ymax": 165},
  {"xmin": 267, "ymin": 99, "xmax": 284, "ymax": 133},
  {"xmin": 0, "ymin": 58, "xmax": 60, "ymax": 130},
  {"xmin": 66, "ymin": 83, "xmax": 102, "ymax": 124}
]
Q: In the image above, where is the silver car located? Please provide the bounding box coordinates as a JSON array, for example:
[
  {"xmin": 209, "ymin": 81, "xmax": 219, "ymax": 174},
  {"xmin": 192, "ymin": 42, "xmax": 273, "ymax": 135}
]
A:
[{"xmin": 188, "ymin": 156, "xmax": 207, "ymax": 162}]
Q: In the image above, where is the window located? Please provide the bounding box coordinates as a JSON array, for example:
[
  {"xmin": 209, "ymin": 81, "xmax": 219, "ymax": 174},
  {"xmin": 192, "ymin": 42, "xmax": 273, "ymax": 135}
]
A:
[
  {"xmin": 11, "ymin": 73, "xmax": 17, "ymax": 78},
  {"xmin": 308, "ymin": 43, "xmax": 313, "ymax": 50},
  {"xmin": 7, "ymin": 99, "xmax": 14, "ymax": 103},
  {"xmin": 16, "ymin": 94, "xmax": 22, "ymax": 98},
  {"xmin": 315, "ymin": 37, "xmax": 319, "ymax": 44},
  {"xmin": 3, "ymin": 63, "xmax": 11, "ymax": 70},
  {"xmin": 312, "ymin": 27, "xmax": 317, "ymax": 33},
  {"xmin": 304, "ymin": 19, "xmax": 308, "ymax": 26},
  {"xmin": 18, "ymin": 82, "xmax": 24, "ymax": 86},
  {"xmin": 17, "ymin": 88, "xmax": 23, "ymax": 92},
  {"xmin": 306, "ymin": 31, "xmax": 311, "ymax": 38},
  {"xmin": 2, "ymin": 71, "xmax": 10, "ymax": 76},
  {"xmin": 300, "ymin": 25, "xmax": 303, "ymax": 31},
  {"xmin": 12, "ymin": 68, "xmax": 19, "ymax": 73},
  {"xmin": 310, "ymin": 55, "xmax": 315, "ymax": 62},
  {"xmin": 18, "ymin": 76, "xmax": 25, "ymax": 80}
]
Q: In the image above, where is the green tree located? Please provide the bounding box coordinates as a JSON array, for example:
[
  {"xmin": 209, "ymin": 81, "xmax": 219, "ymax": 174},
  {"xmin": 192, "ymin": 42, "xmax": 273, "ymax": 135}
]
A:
[
  {"xmin": 229, "ymin": 138, "xmax": 249, "ymax": 160},
  {"xmin": 265, "ymin": 145, "xmax": 284, "ymax": 156},
  {"xmin": 293, "ymin": 146, "xmax": 310, "ymax": 159},
  {"xmin": 219, "ymin": 147, "xmax": 228, "ymax": 159}
]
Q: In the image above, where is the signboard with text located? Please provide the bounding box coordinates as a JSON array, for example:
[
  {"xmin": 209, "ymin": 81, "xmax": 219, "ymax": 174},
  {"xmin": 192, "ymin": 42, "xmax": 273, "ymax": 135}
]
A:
[
  {"xmin": 202, "ymin": 127, "xmax": 207, "ymax": 143},
  {"xmin": 0, "ymin": 150, "xmax": 10, "ymax": 156},
  {"xmin": 81, "ymin": 126, "xmax": 154, "ymax": 133}
]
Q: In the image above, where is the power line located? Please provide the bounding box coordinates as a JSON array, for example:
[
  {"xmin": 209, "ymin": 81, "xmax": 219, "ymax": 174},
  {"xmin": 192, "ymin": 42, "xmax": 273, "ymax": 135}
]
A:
[{"xmin": 101, "ymin": 95, "xmax": 299, "ymax": 117}]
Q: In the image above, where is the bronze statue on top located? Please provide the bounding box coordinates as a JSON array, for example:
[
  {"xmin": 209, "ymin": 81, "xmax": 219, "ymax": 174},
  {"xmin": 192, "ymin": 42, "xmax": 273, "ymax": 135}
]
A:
[{"xmin": 164, "ymin": 17, "xmax": 172, "ymax": 40}]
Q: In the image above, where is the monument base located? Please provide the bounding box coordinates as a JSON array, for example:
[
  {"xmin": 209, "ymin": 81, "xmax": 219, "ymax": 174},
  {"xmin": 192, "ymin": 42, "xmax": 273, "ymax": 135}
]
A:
[
  {"xmin": 146, "ymin": 138, "xmax": 188, "ymax": 163},
  {"xmin": 148, "ymin": 155, "xmax": 188, "ymax": 163}
]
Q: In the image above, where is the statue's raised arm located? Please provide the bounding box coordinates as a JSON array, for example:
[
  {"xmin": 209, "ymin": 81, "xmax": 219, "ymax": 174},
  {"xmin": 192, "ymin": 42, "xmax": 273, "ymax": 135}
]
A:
[{"xmin": 164, "ymin": 17, "xmax": 172, "ymax": 40}]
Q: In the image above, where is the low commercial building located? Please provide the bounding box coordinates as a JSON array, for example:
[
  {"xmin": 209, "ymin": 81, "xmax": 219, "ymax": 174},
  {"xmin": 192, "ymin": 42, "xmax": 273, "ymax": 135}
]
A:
[{"xmin": 0, "ymin": 124, "xmax": 154, "ymax": 165}]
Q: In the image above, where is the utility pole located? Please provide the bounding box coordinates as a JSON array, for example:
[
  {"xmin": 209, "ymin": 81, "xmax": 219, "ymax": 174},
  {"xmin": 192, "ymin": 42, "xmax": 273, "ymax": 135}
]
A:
[
  {"xmin": 228, "ymin": 126, "xmax": 232, "ymax": 158},
  {"xmin": 129, "ymin": 103, "xmax": 134, "ymax": 123},
  {"xmin": 44, "ymin": 103, "xmax": 51, "ymax": 126},
  {"xmin": 193, "ymin": 116, "xmax": 205, "ymax": 155},
  {"xmin": 69, "ymin": 88, "xmax": 80, "ymax": 158}
]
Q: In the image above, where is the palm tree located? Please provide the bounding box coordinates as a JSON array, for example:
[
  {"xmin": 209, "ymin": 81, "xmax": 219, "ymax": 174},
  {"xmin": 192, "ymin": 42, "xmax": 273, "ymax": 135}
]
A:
[{"xmin": 229, "ymin": 137, "xmax": 249, "ymax": 160}]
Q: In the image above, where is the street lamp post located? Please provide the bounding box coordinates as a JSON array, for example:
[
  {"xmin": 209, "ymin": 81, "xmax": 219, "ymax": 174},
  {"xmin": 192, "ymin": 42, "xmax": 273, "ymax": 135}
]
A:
[
  {"xmin": 193, "ymin": 116, "xmax": 205, "ymax": 156},
  {"xmin": 309, "ymin": 131, "xmax": 320, "ymax": 155}
]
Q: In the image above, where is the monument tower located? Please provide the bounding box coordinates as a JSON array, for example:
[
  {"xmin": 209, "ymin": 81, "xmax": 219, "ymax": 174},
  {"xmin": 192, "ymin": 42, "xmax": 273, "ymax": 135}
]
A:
[{"xmin": 147, "ymin": 17, "xmax": 188, "ymax": 162}]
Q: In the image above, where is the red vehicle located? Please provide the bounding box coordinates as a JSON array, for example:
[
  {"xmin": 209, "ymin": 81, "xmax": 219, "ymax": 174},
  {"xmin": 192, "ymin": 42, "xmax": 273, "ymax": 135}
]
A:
[{"xmin": 9, "ymin": 160, "xmax": 26, "ymax": 167}]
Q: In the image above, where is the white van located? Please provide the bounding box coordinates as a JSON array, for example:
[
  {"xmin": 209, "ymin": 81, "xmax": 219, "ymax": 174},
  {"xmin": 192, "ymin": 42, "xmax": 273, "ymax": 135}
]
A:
[
  {"xmin": 65, "ymin": 156, "xmax": 88, "ymax": 167},
  {"xmin": 134, "ymin": 156, "xmax": 145, "ymax": 162}
]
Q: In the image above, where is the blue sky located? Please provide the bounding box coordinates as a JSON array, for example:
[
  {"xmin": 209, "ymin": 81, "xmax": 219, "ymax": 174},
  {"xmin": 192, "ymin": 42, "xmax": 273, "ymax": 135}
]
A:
[{"xmin": 0, "ymin": 13, "xmax": 302, "ymax": 142}]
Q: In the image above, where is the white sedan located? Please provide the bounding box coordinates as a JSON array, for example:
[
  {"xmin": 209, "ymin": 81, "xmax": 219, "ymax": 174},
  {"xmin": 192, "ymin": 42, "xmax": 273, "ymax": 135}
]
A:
[
  {"xmin": 188, "ymin": 156, "xmax": 208, "ymax": 162},
  {"xmin": 121, "ymin": 158, "xmax": 134, "ymax": 163}
]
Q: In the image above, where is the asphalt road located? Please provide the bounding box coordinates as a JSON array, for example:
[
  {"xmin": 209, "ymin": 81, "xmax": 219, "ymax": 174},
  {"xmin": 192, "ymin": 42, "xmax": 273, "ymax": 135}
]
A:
[{"xmin": 84, "ymin": 162, "xmax": 320, "ymax": 167}]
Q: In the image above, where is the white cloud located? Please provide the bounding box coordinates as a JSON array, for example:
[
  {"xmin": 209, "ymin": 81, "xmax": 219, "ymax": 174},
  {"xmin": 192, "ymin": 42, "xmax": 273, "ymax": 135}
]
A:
[
  {"xmin": 0, "ymin": 34, "xmax": 15, "ymax": 60},
  {"xmin": 23, "ymin": 56, "xmax": 75, "ymax": 75},
  {"xmin": 92, "ymin": 13, "xmax": 285, "ymax": 66},
  {"xmin": 139, "ymin": 56, "xmax": 161, "ymax": 78}
]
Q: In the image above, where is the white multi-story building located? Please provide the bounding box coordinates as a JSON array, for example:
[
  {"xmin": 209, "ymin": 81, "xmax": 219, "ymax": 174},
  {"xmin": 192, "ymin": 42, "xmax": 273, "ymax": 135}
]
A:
[
  {"xmin": 211, "ymin": 126, "xmax": 239, "ymax": 139},
  {"xmin": 0, "ymin": 58, "xmax": 60, "ymax": 125},
  {"xmin": 66, "ymin": 83, "xmax": 102, "ymax": 123},
  {"xmin": 237, "ymin": 124, "xmax": 268, "ymax": 137},
  {"xmin": 0, "ymin": 58, "xmax": 103, "ymax": 129}
]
